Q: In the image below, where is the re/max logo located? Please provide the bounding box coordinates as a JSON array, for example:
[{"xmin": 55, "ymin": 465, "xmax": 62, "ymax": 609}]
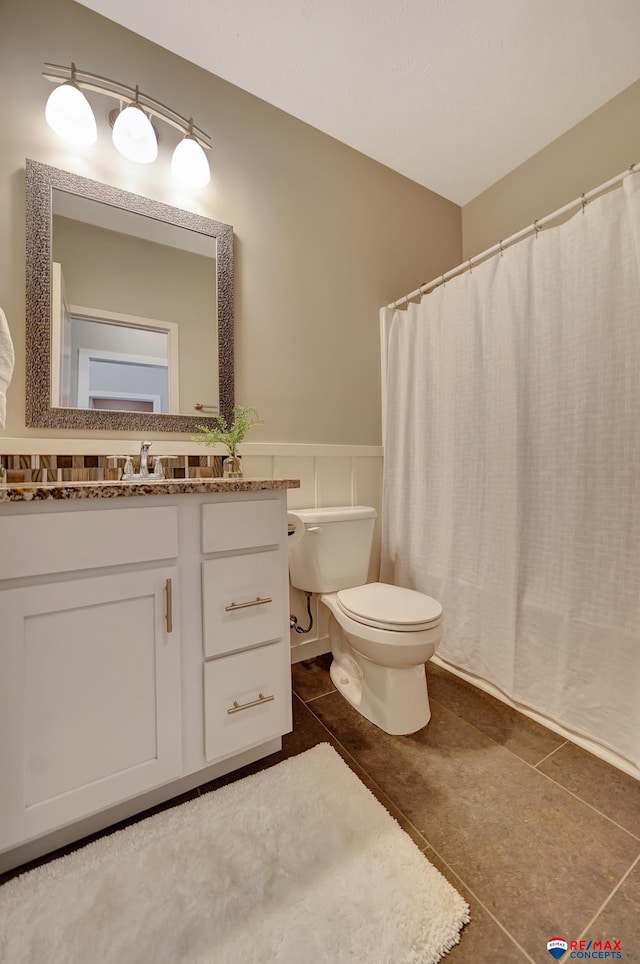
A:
[{"xmin": 570, "ymin": 943, "xmax": 622, "ymax": 952}]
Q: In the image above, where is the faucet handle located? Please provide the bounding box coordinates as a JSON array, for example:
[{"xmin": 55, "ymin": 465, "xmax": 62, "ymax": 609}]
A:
[
  {"xmin": 107, "ymin": 456, "xmax": 135, "ymax": 480},
  {"xmin": 150, "ymin": 456, "xmax": 180, "ymax": 480}
]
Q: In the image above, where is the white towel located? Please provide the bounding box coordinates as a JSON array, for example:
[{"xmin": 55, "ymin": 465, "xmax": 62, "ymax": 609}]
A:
[{"xmin": 0, "ymin": 307, "xmax": 16, "ymax": 429}]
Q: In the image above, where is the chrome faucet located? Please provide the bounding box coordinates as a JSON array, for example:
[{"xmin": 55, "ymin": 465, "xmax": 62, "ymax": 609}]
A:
[
  {"xmin": 139, "ymin": 441, "xmax": 152, "ymax": 477},
  {"xmin": 108, "ymin": 443, "xmax": 169, "ymax": 481}
]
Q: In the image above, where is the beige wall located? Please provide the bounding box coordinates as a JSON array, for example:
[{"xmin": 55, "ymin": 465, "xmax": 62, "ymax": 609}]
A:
[
  {"xmin": 462, "ymin": 80, "xmax": 640, "ymax": 260},
  {"xmin": 0, "ymin": 0, "xmax": 461, "ymax": 445}
]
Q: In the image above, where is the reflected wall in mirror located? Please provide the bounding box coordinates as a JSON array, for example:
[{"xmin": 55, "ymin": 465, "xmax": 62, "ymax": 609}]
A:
[{"xmin": 26, "ymin": 158, "xmax": 233, "ymax": 432}]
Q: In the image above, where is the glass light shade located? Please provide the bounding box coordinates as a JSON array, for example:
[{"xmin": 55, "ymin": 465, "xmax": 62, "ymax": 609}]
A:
[
  {"xmin": 45, "ymin": 82, "xmax": 97, "ymax": 146},
  {"xmin": 171, "ymin": 135, "xmax": 211, "ymax": 188},
  {"xmin": 112, "ymin": 105, "xmax": 158, "ymax": 163}
]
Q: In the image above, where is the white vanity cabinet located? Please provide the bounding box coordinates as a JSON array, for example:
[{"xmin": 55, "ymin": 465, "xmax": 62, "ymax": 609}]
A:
[
  {"xmin": 201, "ymin": 498, "xmax": 291, "ymax": 761},
  {"xmin": 0, "ymin": 484, "xmax": 294, "ymax": 871}
]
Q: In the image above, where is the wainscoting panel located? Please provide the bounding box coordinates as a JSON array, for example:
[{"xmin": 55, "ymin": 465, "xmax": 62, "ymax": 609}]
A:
[
  {"xmin": 315, "ymin": 457, "xmax": 352, "ymax": 508},
  {"xmin": 240, "ymin": 455, "xmax": 275, "ymax": 480},
  {"xmin": 273, "ymin": 457, "xmax": 316, "ymax": 509}
]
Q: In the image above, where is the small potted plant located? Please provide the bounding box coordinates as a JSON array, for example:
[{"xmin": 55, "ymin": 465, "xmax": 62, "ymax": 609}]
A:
[{"xmin": 193, "ymin": 405, "xmax": 262, "ymax": 478}]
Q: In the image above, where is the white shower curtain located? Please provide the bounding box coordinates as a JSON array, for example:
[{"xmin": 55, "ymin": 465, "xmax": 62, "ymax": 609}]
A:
[{"xmin": 382, "ymin": 173, "xmax": 640, "ymax": 768}]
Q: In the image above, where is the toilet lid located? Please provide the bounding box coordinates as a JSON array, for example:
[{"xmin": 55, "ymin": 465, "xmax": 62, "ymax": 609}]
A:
[{"xmin": 336, "ymin": 582, "xmax": 443, "ymax": 631}]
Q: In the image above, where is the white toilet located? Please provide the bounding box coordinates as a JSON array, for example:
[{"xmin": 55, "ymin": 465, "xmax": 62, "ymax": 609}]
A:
[{"xmin": 288, "ymin": 506, "xmax": 443, "ymax": 735}]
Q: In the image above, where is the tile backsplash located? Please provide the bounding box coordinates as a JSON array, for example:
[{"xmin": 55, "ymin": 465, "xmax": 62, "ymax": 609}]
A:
[{"xmin": 0, "ymin": 452, "xmax": 224, "ymax": 483}]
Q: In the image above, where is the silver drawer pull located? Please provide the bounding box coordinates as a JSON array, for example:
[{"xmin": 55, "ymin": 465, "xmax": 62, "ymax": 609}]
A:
[
  {"xmin": 165, "ymin": 578, "xmax": 173, "ymax": 634},
  {"xmin": 225, "ymin": 596, "xmax": 272, "ymax": 612},
  {"xmin": 227, "ymin": 692, "xmax": 275, "ymax": 714}
]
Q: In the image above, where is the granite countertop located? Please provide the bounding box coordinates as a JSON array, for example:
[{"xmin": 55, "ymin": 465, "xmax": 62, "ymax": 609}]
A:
[{"xmin": 0, "ymin": 478, "xmax": 300, "ymax": 503}]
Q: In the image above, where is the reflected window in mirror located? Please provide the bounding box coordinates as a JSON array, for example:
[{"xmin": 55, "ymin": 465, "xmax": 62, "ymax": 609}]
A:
[{"xmin": 26, "ymin": 158, "xmax": 233, "ymax": 432}]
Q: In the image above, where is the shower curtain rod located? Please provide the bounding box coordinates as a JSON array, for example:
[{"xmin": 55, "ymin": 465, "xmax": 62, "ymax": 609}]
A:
[{"xmin": 388, "ymin": 161, "xmax": 640, "ymax": 309}]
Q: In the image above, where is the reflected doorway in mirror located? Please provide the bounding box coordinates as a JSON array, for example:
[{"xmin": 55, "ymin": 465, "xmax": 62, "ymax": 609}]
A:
[{"xmin": 50, "ymin": 272, "xmax": 179, "ymax": 416}]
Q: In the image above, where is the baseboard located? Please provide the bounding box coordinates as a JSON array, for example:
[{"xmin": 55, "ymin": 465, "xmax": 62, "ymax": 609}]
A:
[
  {"xmin": 432, "ymin": 655, "xmax": 640, "ymax": 782},
  {"xmin": 290, "ymin": 635, "xmax": 330, "ymax": 664}
]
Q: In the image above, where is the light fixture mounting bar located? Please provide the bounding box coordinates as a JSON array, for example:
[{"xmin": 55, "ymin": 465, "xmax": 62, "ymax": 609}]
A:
[{"xmin": 43, "ymin": 62, "xmax": 211, "ymax": 150}]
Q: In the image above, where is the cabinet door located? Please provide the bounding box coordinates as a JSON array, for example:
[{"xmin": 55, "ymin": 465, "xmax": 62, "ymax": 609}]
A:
[{"xmin": 0, "ymin": 568, "xmax": 181, "ymax": 852}]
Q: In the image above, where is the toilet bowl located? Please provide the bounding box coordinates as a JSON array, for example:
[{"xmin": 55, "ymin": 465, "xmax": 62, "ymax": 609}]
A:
[
  {"xmin": 287, "ymin": 506, "xmax": 443, "ymax": 735},
  {"xmin": 322, "ymin": 583, "xmax": 443, "ymax": 734}
]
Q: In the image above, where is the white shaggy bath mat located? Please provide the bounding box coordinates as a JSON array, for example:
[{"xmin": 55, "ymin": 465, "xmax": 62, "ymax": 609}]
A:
[{"xmin": 0, "ymin": 743, "xmax": 469, "ymax": 964}]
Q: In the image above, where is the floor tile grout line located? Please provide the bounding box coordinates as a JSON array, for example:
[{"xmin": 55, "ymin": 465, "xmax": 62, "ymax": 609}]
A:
[
  {"xmin": 420, "ymin": 842, "xmax": 539, "ymax": 964},
  {"xmin": 298, "ymin": 689, "xmax": 336, "ymax": 704},
  {"xmin": 292, "ymin": 694, "xmax": 426, "ymax": 835},
  {"xmin": 297, "ymin": 694, "xmax": 536, "ymax": 964},
  {"xmin": 518, "ymin": 756, "xmax": 640, "ymax": 843},
  {"xmin": 304, "ymin": 687, "xmax": 640, "ymax": 848},
  {"xmin": 427, "ymin": 695, "xmax": 566, "ymax": 773},
  {"xmin": 427, "ymin": 696, "xmax": 640, "ymax": 843},
  {"xmin": 428, "ymin": 673, "xmax": 640, "ymax": 787},
  {"xmin": 577, "ymin": 851, "xmax": 640, "ymax": 941},
  {"xmin": 428, "ymin": 685, "xmax": 640, "ymax": 808},
  {"xmin": 533, "ymin": 741, "xmax": 568, "ymax": 768},
  {"xmin": 307, "ymin": 670, "xmax": 633, "ymax": 810},
  {"xmin": 293, "ymin": 694, "xmax": 452, "ymax": 857}
]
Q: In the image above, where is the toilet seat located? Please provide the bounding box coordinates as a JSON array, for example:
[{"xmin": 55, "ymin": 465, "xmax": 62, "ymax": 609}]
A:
[{"xmin": 336, "ymin": 582, "xmax": 443, "ymax": 632}]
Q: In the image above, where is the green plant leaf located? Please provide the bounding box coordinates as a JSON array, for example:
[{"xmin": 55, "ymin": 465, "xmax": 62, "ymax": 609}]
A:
[{"xmin": 192, "ymin": 405, "xmax": 263, "ymax": 455}]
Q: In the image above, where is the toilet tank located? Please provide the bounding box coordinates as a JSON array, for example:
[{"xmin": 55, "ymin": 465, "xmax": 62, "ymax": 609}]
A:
[{"xmin": 288, "ymin": 506, "xmax": 377, "ymax": 593}]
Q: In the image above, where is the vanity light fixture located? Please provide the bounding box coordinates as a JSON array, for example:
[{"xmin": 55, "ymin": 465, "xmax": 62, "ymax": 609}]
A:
[
  {"xmin": 43, "ymin": 63, "xmax": 211, "ymax": 187},
  {"xmin": 171, "ymin": 120, "xmax": 211, "ymax": 188},
  {"xmin": 110, "ymin": 87, "xmax": 158, "ymax": 164},
  {"xmin": 44, "ymin": 63, "xmax": 97, "ymax": 146}
]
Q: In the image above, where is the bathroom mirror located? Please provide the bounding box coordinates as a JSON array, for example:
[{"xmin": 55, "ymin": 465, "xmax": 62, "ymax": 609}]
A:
[{"xmin": 25, "ymin": 158, "xmax": 234, "ymax": 432}]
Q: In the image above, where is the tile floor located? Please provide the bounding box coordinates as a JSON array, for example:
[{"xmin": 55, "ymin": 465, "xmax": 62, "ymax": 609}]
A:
[
  {"xmin": 2, "ymin": 655, "xmax": 639, "ymax": 964},
  {"xmin": 287, "ymin": 656, "xmax": 640, "ymax": 964}
]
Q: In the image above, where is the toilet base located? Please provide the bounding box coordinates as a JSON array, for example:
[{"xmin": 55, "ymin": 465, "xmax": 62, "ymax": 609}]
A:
[{"xmin": 329, "ymin": 650, "xmax": 431, "ymax": 736}]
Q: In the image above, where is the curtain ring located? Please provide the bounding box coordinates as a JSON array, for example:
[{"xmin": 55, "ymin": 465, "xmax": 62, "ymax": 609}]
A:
[
  {"xmin": 581, "ymin": 193, "xmax": 587, "ymax": 214},
  {"xmin": 533, "ymin": 219, "xmax": 540, "ymax": 238},
  {"xmin": 441, "ymin": 274, "xmax": 446, "ymax": 288},
  {"xmin": 499, "ymin": 240, "xmax": 504, "ymax": 258},
  {"xmin": 468, "ymin": 259, "xmax": 472, "ymax": 275}
]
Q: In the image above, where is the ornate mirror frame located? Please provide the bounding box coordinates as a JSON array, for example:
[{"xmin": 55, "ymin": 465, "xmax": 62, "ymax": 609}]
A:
[{"xmin": 25, "ymin": 158, "xmax": 234, "ymax": 431}]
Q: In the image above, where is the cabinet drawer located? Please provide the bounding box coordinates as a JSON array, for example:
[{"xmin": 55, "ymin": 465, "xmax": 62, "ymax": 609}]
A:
[
  {"xmin": 201, "ymin": 499, "xmax": 282, "ymax": 553},
  {"xmin": 203, "ymin": 643, "xmax": 290, "ymax": 761},
  {"xmin": 0, "ymin": 506, "xmax": 178, "ymax": 580},
  {"xmin": 202, "ymin": 550, "xmax": 283, "ymax": 657}
]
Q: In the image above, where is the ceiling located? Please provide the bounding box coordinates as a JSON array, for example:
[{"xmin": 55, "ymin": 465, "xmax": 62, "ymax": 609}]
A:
[{"xmin": 74, "ymin": 0, "xmax": 640, "ymax": 205}]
